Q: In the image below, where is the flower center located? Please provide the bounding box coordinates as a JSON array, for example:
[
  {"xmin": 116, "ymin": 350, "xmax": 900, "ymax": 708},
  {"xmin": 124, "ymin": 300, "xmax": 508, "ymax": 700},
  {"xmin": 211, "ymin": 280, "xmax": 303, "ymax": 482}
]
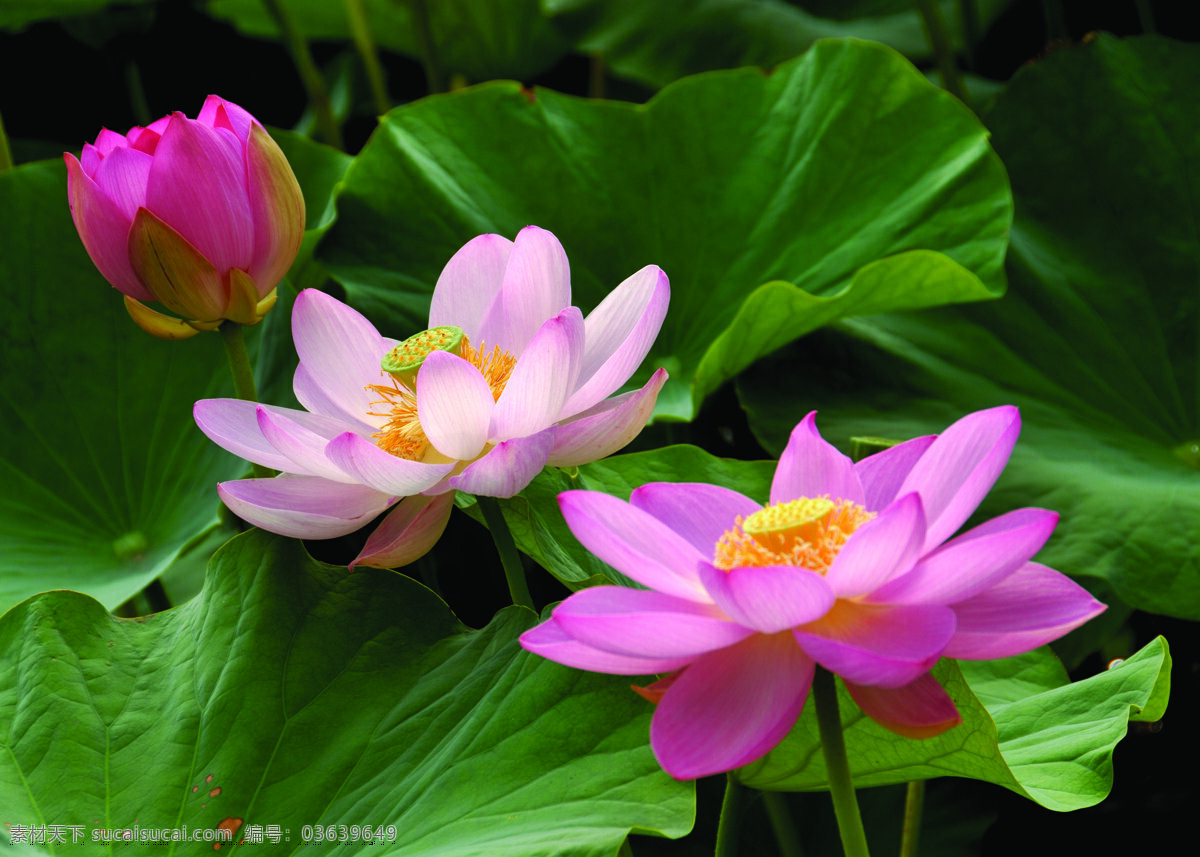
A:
[
  {"xmin": 367, "ymin": 329, "xmax": 517, "ymax": 461},
  {"xmin": 713, "ymin": 496, "xmax": 874, "ymax": 573}
]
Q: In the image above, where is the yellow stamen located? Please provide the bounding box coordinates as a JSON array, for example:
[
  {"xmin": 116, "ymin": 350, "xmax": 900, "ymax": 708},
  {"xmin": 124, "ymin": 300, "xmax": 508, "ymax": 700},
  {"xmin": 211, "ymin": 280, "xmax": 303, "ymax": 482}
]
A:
[
  {"xmin": 714, "ymin": 496, "xmax": 874, "ymax": 574},
  {"xmin": 366, "ymin": 334, "xmax": 517, "ymax": 461}
]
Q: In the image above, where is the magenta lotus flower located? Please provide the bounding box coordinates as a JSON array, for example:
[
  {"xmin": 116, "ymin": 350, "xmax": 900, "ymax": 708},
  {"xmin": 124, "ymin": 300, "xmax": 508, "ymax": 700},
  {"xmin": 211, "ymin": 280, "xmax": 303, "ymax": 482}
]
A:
[
  {"xmin": 65, "ymin": 95, "xmax": 304, "ymax": 339},
  {"xmin": 520, "ymin": 407, "xmax": 1106, "ymax": 780},
  {"xmin": 195, "ymin": 226, "xmax": 669, "ymax": 568}
]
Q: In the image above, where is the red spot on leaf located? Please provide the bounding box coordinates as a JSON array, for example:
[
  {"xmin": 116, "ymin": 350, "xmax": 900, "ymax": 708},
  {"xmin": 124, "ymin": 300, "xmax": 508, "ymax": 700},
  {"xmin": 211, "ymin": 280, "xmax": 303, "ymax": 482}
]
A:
[
  {"xmin": 209, "ymin": 787, "xmax": 221, "ymax": 797},
  {"xmin": 192, "ymin": 786, "xmax": 199, "ymax": 793},
  {"xmin": 214, "ymin": 818, "xmax": 243, "ymax": 850},
  {"xmin": 206, "ymin": 774, "xmax": 214, "ymax": 783}
]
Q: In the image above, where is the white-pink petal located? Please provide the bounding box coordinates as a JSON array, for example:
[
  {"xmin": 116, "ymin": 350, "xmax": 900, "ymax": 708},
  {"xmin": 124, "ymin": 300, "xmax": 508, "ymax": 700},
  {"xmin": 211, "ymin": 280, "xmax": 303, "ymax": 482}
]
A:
[
  {"xmin": 519, "ymin": 617, "xmax": 697, "ymax": 676},
  {"xmin": 478, "ymin": 225, "xmax": 572, "ymax": 356},
  {"xmin": 218, "ymin": 476, "xmax": 391, "ymax": 538},
  {"xmin": 558, "ymin": 490, "xmax": 711, "ymax": 602},
  {"xmin": 552, "ymin": 586, "xmax": 754, "ymax": 659},
  {"xmin": 350, "ymin": 491, "xmax": 455, "ymax": 570},
  {"xmin": 447, "ymin": 426, "xmax": 557, "ymax": 498},
  {"xmin": 628, "ymin": 479, "xmax": 759, "ymax": 555},
  {"xmin": 771, "ymin": 412, "xmax": 865, "ymax": 506},
  {"xmin": 291, "ymin": 288, "xmax": 390, "ymax": 427},
  {"xmin": 194, "ymin": 399, "xmax": 311, "ymax": 473},
  {"xmin": 416, "ymin": 351, "xmax": 494, "ymax": 461},
  {"xmin": 651, "ymin": 633, "xmax": 814, "ymax": 780},
  {"xmin": 324, "ymin": 431, "xmax": 453, "ymax": 496},
  {"xmin": 428, "ymin": 233, "xmax": 513, "ymax": 341},
  {"xmin": 293, "ymin": 363, "xmax": 380, "ymax": 435},
  {"xmin": 546, "ymin": 368, "xmax": 668, "ymax": 468},
  {"xmin": 490, "ymin": 307, "xmax": 584, "ymax": 439},
  {"xmin": 896, "ymin": 405, "xmax": 1021, "ymax": 552},
  {"xmin": 944, "ymin": 562, "xmax": 1107, "ymax": 659},
  {"xmin": 255, "ymin": 405, "xmax": 358, "ymax": 482},
  {"xmin": 698, "ymin": 561, "xmax": 835, "ymax": 633},
  {"xmin": 562, "ymin": 265, "xmax": 669, "ymax": 418},
  {"xmin": 825, "ymin": 492, "xmax": 926, "ymax": 598}
]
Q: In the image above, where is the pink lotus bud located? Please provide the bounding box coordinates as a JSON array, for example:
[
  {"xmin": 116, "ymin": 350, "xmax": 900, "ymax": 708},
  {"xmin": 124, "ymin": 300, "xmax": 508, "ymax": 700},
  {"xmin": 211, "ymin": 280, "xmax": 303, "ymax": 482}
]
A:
[{"xmin": 64, "ymin": 96, "xmax": 305, "ymax": 339}]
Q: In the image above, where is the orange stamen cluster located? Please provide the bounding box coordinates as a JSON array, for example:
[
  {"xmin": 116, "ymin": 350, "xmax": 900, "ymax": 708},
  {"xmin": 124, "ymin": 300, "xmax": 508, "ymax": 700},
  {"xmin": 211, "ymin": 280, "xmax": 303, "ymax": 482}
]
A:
[
  {"xmin": 713, "ymin": 496, "xmax": 874, "ymax": 574},
  {"xmin": 367, "ymin": 334, "xmax": 517, "ymax": 461}
]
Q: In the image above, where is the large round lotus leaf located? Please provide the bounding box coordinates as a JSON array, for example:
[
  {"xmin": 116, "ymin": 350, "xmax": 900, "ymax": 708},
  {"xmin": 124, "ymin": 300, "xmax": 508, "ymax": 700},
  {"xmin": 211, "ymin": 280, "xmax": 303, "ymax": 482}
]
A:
[
  {"xmin": 316, "ymin": 38, "xmax": 1010, "ymax": 421},
  {"xmin": 0, "ymin": 530, "xmax": 693, "ymax": 855}
]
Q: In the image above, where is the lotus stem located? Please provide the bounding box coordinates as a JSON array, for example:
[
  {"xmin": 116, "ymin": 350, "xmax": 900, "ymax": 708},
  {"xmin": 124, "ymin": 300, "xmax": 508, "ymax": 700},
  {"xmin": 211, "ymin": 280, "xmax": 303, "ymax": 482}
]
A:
[
  {"xmin": 344, "ymin": 0, "xmax": 391, "ymax": 115},
  {"xmin": 900, "ymin": 780, "xmax": 926, "ymax": 857},
  {"xmin": 915, "ymin": 0, "xmax": 967, "ymax": 102},
  {"xmin": 476, "ymin": 495, "xmax": 535, "ymax": 610},
  {"xmin": 406, "ymin": 0, "xmax": 446, "ymax": 94},
  {"xmin": 813, "ymin": 667, "xmax": 871, "ymax": 857},
  {"xmin": 218, "ymin": 320, "xmax": 275, "ymax": 479},
  {"xmin": 763, "ymin": 791, "xmax": 805, "ymax": 857},
  {"xmin": 0, "ymin": 106, "xmax": 12, "ymax": 172},
  {"xmin": 259, "ymin": 0, "xmax": 343, "ymax": 148},
  {"xmin": 715, "ymin": 773, "xmax": 746, "ymax": 857}
]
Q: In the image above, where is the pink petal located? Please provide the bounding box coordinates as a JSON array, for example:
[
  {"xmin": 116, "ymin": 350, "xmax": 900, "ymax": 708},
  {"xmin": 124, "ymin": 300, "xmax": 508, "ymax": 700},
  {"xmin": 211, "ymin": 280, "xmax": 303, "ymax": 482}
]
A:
[
  {"xmin": 447, "ymin": 426, "xmax": 557, "ymax": 497},
  {"xmin": 854, "ymin": 434, "xmax": 936, "ymax": 512},
  {"xmin": 771, "ymin": 412, "xmax": 865, "ymax": 506},
  {"xmin": 218, "ymin": 476, "xmax": 391, "ymax": 538},
  {"xmin": 198, "ymin": 95, "xmax": 257, "ymax": 143},
  {"xmin": 651, "ymin": 633, "xmax": 815, "ymax": 780},
  {"xmin": 291, "ymin": 289, "xmax": 390, "ymax": 428},
  {"xmin": 547, "ymin": 368, "xmax": 668, "ymax": 468},
  {"xmin": 194, "ymin": 398, "xmax": 353, "ymax": 474},
  {"xmin": 478, "ymin": 225, "xmax": 571, "ymax": 356},
  {"xmin": 255, "ymin": 405, "xmax": 358, "ymax": 482},
  {"xmin": 896, "ymin": 406, "xmax": 1021, "ymax": 552},
  {"xmin": 562, "ymin": 265, "xmax": 670, "ymax": 417},
  {"xmin": 143, "ymin": 113, "xmax": 254, "ymax": 272},
  {"xmin": 794, "ymin": 601, "xmax": 956, "ymax": 688},
  {"xmin": 845, "ymin": 673, "xmax": 962, "ymax": 739},
  {"xmin": 553, "ymin": 586, "xmax": 755, "ymax": 659},
  {"xmin": 945, "ymin": 562, "xmax": 1107, "ymax": 659},
  {"xmin": 64, "ymin": 153, "xmax": 150, "ymax": 300},
  {"xmin": 351, "ymin": 491, "xmax": 455, "ymax": 570},
  {"xmin": 825, "ymin": 492, "xmax": 926, "ymax": 598},
  {"xmin": 127, "ymin": 127, "xmax": 161, "ymax": 155},
  {"xmin": 80, "ymin": 142, "xmax": 103, "ymax": 176},
  {"xmin": 93, "ymin": 127, "xmax": 128, "ymax": 156},
  {"xmin": 416, "ymin": 351, "xmax": 494, "ymax": 461},
  {"xmin": 557, "ymin": 490, "xmax": 711, "ymax": 602},
  {"xmin": 490, "ymin": 307, "xmax": 584, "ymax": 439},
  {"xmin": 698, "ymin": 561, "xmax": 835, "ymax": 633},
  {"xmin": 627, "ymin": 479, "xmax": 759, "ymax": 555},
  {"xmin": 293, "ymin": 363, "xmax": 380, "ymax": 435},
  {"xmin": 90, "ymin": 144, "xmax": 152, "ymax": 221},
  {"xmin": 519, "ymin": 617, "xmax": 696, "ymax": 675},
  {"xmin": 429, "ymin": 233, "xmax": 513, "ymax": 341},
  {"xmin": 325, "ymin": 431, "xmax": 453, "ymax": 496},
  {"xmin": 870, "ymin": 508, "xmax": 1059, "ymax": 606}
]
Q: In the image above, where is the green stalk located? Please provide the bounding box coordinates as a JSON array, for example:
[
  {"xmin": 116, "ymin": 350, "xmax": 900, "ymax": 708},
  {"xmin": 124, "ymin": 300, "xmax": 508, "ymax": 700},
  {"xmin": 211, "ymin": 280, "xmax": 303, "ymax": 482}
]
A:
[
  {"xmin": 0, "ymin": 105, "xmax": 13, "ymax": 172},
  {"xmin": 259, "ymin": 0, "xmax": 344, "ymax": 148},
  {"xmin": 344, "ymin": 0, "xmax": 391, "ymax": 115},
  {"xmin": 763, "ymin": 791, "xmax": 805, "ymax": 857},
  {"xmin": 125, "ymin": 61, "xmax": 152, "ymax": 126},
  {"xmin": 813, "ymin": 668, "xmax": 871, "ymax": 857},
  {"xmin": 914, "ymin": 0, "xmax": 967, "ymax": 102},
  {"xmin": 1134, "ymin": 0, "xmax": 1157, "ymax": 34},
  {"xmin": 218, "ymin": 320, "xmax": 275, "ymax": 479},
  {"xmin": 406, "ymin": 0, "xmax": 445, "ymax": 94},
  {"xmin": 715, "ymin": 773, "xmax": 746, "ymax": 857},
  {"xmin": 958, "ymin": 0, "xmax": 979, "ymax": 71},
  {"xmin": 899, "ymin": 780, "xmax": 925, "ymax": 857},
  {"xmin": 476, "ymin": 496, "xmax": 535, "ymax": 610}
]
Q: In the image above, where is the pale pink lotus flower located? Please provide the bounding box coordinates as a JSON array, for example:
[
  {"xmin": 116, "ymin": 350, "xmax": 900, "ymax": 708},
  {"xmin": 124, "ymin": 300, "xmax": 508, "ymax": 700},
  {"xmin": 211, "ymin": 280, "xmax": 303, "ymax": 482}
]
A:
[
  {"xmin": 65, "ymin": 95, "xmax": 304, "ymax": 339},
  {"xmin": 520, "ymin": 407, "xmax": 1106, "ymax": 780},
  {"xmin": 195, "ymin": 226, "xmax": 669, "ymax": 568}
]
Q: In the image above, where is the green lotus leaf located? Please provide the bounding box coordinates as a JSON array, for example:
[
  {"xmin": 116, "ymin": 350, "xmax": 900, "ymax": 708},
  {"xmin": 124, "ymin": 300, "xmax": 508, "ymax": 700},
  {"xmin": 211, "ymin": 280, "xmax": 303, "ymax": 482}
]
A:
[
  {"xmin": 0, "ymin": 530, "xmax": 693, "ymax": 855},
  {"xmin": 317, "ymin": 38, "xmax": 1010, "ymax": 421}
]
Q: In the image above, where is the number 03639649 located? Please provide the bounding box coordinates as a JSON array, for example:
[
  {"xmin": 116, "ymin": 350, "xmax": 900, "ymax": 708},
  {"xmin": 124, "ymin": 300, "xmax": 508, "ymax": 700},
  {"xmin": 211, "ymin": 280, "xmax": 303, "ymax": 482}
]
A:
[{"xmin": 300, "ymin": 825, "xmax": 398, "ymax": 844}]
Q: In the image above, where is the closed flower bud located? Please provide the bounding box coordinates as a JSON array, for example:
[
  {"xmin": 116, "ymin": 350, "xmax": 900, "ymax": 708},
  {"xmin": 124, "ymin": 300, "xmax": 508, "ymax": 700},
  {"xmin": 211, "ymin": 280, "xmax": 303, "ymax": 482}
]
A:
[{"xmin": 64, "ymin": 95, "xmax": 304, "ymax": 339}]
